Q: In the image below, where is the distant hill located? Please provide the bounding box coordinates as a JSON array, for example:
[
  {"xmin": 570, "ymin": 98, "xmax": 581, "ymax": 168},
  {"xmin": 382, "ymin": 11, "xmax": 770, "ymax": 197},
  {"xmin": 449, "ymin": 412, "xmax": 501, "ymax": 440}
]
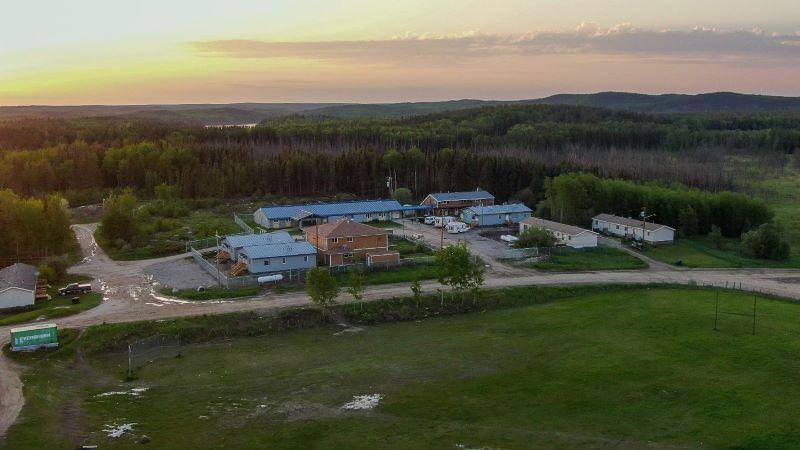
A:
[
  {"xmin": 528, "ymin": 92, "xmax": 800, "ymax": 113},
  {"xmin": 3, "ymin": 92, "xmax": 800, "ymax": 125}
]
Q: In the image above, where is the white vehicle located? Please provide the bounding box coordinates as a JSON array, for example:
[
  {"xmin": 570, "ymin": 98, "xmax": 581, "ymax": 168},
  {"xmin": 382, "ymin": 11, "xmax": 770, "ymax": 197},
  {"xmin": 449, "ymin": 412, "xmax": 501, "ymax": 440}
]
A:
[
  {"xmin": 434, "ymin": 216, "xmax": 457, "ymax": 228},
  {"xmin": 500, "ymin": 234, "xmax": 519, "ymax": 244},
  {"xmin": 446, "ymin": 221, "xmax": 470, "ymax": 234},
  {"xmin": 423, "ymin": 216, "xmax": 436, "ymax": 225}
]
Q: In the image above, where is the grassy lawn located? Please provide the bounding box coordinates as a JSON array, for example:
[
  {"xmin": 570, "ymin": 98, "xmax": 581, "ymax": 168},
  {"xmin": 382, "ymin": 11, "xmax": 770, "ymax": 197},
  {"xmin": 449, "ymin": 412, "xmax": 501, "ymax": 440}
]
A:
[
  {"xmin": 159, "ymin": 285, "xmax": 260, "ymax": 301},
  {"xmin": 532, "ymin": 246, "xmax": 648, "ymax": 271},
  {"xmin": 366, "ymin": 220, "xmax": 402, "ymax": 229},
  {"xmin": 337, "ymin": 263, "xmax": 438, "ymax": 285},
  {"xmin": 7, "ymin": 286, "xmax": 800, "ymax": 449},
  {"xmin": 646, "ymin": 236, "xmax": 800, "ymax": 268},
  {"xmin": 390, "ymin": 237, "xmax": 433, "ymax": 258},
  {"xmin": 0, "ymin": 276, "xmax": 101, "ymax": 326}
]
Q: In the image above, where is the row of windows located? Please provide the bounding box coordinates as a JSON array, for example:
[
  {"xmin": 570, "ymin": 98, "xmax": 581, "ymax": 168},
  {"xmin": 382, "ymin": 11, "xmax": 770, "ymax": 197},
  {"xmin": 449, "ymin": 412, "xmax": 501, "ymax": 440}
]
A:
[{"xmin": 264, "ymin": 255, "xmax": 309, "ymax": 266}]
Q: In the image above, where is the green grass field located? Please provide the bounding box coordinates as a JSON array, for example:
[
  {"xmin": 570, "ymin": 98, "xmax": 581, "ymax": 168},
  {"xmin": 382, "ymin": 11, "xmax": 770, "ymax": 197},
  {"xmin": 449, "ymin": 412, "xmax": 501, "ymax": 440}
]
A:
[
  {"xmin": 159, "ymin": 285, "xmax": 260, "ymax": 301},
  {"xmin": 532, "ymin": 246, "xmax": 648, "ymax": 271},
  {"xmin": 0, "ymin": 276, "xmax": 101, "ymax": 326},
  {"xmin": 336, "ymin": 263, "xmax": 437, "ymax": 285},
  {"xmin": 7, "ymin": 286, "xmax": 800, "ymax": 449}
]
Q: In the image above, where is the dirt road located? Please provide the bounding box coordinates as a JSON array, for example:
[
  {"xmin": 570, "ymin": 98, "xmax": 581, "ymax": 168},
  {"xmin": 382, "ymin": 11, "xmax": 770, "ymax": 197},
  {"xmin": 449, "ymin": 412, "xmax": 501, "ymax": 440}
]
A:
[{"xmin": 1, "ymin": 224, "xmax": 800, "ymax": 439}]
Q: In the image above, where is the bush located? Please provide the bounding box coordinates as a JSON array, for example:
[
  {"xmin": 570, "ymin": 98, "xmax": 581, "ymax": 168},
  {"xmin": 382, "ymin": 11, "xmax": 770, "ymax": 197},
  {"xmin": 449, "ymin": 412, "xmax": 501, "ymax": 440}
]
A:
[
  {"xmin": 515, "ymin": 226, "xmax": 557, "ymax": 249},
  {"xmin": 708, "ymin": 225, "xmax": 723, "ymax": 249},
  {"xmin": 740, "ymin": 223, "xmax": 790, "ymax": 261}
]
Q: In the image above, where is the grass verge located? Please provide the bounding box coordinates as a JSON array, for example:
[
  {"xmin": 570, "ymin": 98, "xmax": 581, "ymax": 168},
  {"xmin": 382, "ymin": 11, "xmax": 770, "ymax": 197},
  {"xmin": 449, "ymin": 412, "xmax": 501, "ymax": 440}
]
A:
[{"xmin": 532, "ymin": 246, "xmax": 648, "ymax": 271}]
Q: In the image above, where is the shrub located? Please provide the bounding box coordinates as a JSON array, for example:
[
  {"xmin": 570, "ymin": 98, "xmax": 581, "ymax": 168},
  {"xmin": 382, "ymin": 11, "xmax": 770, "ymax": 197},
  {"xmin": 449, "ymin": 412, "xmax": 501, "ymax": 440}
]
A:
[
  {"xmin": 740, "ymin": 223, "xmax": 790, "ymax": 261},
  {"xmin": 515, "ymin": 227, "xmax": 557, "ymax": 249}
]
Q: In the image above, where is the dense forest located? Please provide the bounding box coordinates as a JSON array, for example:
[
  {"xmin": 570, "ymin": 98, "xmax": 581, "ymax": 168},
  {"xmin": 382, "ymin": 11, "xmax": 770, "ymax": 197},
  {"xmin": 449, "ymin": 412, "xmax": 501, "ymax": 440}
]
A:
[
  {"xmin": 0, "ymin": 103, "xmax": 797, "ymax": 264},
  {"xmin": 0, "ymin": 105, "xmax": 798, "ymax": 207}
]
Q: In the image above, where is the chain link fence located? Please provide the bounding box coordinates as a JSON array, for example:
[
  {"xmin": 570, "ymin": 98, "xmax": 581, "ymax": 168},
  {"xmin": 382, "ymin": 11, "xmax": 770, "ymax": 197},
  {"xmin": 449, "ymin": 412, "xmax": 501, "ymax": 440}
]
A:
[{"xmin": 127, "ymin": 334, "xmax": 182, "ymax": 377}]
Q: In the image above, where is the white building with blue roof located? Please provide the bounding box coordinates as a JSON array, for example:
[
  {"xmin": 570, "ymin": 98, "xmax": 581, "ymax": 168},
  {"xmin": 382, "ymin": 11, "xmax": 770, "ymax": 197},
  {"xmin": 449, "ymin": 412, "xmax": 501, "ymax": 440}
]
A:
[
  {"xmin": 253, "ymin": 199, "xmax": 421, "ymax": 229},
  {"xmin": 461, "ymin": 204, "xmax": 533, "ymax": 227}
]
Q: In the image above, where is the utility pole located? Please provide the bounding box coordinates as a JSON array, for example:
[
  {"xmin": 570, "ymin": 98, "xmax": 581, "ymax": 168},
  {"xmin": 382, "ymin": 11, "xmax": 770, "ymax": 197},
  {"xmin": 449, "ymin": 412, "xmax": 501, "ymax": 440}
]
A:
[
  {"xmin": 640, "ymin": 207, "xmax": 656, "ymax": 251},
  {"xmin": 440, "ymin": 207, "xmax": 445, "ymax": 249}
]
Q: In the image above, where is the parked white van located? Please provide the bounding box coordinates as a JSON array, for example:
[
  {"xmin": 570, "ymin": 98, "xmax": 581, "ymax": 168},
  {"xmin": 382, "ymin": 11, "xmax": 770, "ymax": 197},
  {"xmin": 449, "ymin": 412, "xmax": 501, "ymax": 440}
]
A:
[
  {"xmin": 446, "ymin": 221, "xmax": 470, "ymax": 234},
  {"xmin": 423, "ymin": 216, "xmax": 436, "ymax": 225},
  {"xmin": 434, "ymin": 216, "xmax": 457, "ymax": 228}
]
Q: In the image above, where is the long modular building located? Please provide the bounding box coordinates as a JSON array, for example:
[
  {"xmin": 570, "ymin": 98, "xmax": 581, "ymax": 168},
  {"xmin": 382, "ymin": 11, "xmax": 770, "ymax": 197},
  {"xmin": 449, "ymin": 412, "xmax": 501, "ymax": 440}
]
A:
[
  {"xmin": 461, "ymin": 204, "xmax": 533, "ymax": 227},
  {"xmin": 254, "ymin": 199, "xmax": 423, "ymax": 230}
]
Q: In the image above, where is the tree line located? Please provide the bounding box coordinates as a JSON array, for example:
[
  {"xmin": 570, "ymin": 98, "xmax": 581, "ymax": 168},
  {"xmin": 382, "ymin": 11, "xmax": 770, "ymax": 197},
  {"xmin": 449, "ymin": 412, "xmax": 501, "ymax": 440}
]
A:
[
  {"xmin": 0, "ymin": 189, "xmax": 72, "ymax": 266},
  {"xmin": 537, "ymin": 173, "xmax": 773, "ymax": 238}
]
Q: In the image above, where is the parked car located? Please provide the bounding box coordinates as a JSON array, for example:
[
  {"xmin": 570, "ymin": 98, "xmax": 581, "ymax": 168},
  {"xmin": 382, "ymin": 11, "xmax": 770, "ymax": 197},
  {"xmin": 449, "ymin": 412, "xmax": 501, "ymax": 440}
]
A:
[
  {"xmin": 58, "ymin": 282, "xmax": 92, "ymax": 296},
  {"xmin": 434, "ymin": 216, "xmax": 457, "ymax": 228},
  {"xmin": 423, "ymin": 216, "xmax": 436, "ymax": 225},
  {"xmin": 446, "ymin": 221, "xmax": 470, "ymax": 234},
  {"xmin": 500, "ymin": 234, "xmax": 519, "ymax": 244}
]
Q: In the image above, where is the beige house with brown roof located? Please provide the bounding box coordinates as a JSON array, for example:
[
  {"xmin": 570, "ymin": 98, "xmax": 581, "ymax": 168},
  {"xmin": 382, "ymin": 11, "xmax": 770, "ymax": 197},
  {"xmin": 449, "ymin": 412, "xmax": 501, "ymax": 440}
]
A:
[
  {"xmin": 303, "ymin": 219, "xmax": 400, "ymax": 267},
  {"xmin": 520, "ymin": 218, "xmax": 599, "ymax": 249}
]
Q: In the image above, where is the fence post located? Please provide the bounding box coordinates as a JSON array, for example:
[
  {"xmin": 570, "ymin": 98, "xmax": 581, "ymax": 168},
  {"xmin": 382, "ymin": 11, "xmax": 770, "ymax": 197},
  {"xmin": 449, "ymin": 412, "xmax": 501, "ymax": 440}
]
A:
[{"xmin": 127, "ymin": 344, "xmax": 133, "ymax": 378}]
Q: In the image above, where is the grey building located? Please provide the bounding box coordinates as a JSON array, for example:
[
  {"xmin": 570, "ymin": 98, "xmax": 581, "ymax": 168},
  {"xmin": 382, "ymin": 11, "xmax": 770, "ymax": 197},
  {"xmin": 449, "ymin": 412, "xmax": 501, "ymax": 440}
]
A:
[
  {"xmin": 221, "ymin": 232, "xmax": 295, "ymax": 262},
  {"xmin": 240, "ymin": 241, "xmax": 317, "ymax": 274},
  {"xmin": 461, "ymin": 204, "xmax": 533, "ymax": 227},
  {"xmin": 253, "ymin": 199, "xmax": 421, "ymax": 229},
  {"xmin": 0, "ymin": 263, "xmax": 39, "ymax": 310}
]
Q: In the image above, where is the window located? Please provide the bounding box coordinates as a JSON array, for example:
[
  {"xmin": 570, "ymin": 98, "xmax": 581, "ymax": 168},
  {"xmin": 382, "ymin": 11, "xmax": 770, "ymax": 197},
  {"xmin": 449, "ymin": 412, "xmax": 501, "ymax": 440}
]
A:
[
  {"xmin": 264, "ymin": 260, "xmax": 270, "ymax": 266},
  {"xmin": 616, "ymin": 225, "xmax": 620, "ymax": 230},
  {"xmin": 343, "ymin": 252, "xmax": 353, "ymax": 258},
  {"xmin": 332, "ymin": 238, "xmax": 339, "ymax": 244},
  {"xmin": 498, "ymin": 215, "xmax": 502, "ymax": 220},
  {"xmin": 303, "ymin": 256, "xmax": 308, "ymax": 262},
  {"xmin": 282, "ymin": 258, "xmax": 287, "ymax": 264},
  {"xmin": 347, "ymin": 236, "xmax": 353, "ymax": 242},
  {"xmin": 272, "ymin": 221, "xmax": 279, "ymax": 228},
  {"xmin": 366, "ymin": 213, "xmax": 372, "ymax": 218}
]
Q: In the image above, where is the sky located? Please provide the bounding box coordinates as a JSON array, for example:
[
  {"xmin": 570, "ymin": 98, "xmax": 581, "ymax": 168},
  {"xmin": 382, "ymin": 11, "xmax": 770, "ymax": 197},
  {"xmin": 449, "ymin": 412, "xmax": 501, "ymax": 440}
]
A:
[{"xmin": 2, "ymin": 0, "xmax": 800, "ymax": 105}]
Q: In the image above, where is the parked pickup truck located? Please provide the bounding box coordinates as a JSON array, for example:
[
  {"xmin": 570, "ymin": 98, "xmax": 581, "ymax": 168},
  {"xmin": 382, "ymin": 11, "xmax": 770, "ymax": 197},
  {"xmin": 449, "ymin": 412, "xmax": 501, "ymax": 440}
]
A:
[{"xmin": 58, "ymin": 283, "xmax": 92, "ymax": 296}]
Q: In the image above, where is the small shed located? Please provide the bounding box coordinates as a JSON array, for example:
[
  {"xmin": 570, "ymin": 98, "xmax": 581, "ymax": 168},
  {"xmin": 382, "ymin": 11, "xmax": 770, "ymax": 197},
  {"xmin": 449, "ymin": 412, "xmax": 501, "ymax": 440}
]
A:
[
  {"xmin": 462, "ymin": 204, "xmax": 533, "ymax": 227},
  {"xmin": 0, "ymin": 263, "xmax": 39, "ymax": 310}
]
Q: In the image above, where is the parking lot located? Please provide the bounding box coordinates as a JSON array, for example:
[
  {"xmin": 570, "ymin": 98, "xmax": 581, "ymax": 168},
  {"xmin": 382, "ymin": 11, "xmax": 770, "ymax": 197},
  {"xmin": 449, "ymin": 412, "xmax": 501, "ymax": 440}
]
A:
[{"xmin": 397, "ymin": 219, "xmax": 526, "ymax": 276}]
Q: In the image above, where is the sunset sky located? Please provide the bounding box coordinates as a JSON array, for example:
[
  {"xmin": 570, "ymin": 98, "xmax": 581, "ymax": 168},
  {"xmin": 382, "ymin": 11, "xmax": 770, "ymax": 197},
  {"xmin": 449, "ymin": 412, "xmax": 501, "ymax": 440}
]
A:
[{"xmin": 2, "ymin": 0, "xmax": 800, "ymax": 105}]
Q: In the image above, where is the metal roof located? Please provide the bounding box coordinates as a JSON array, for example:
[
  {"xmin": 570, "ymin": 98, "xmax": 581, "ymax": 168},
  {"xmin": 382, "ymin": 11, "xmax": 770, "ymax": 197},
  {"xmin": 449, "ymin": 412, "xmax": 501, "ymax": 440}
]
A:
[
  {"xmin": 303, "ymin": 219, "xmax": 391, "ymax": 239},
  {"xmin": 257, "ymin": 199, "xmax": 407, "ymax": 221},
  {"xmin": 223, "ymin": 232, "xmax": 294, "ymax": 248},
  {"xmin": 465, "ymin": 204, "xmax": 532, "ymax": 215},
  {"xmin": 241, "ymin": 241, "xmax": 317, "ymax": 259},
  {"xmin": 522, "ymin": 217, "xmax": 597, "ymax": 236},
  {"xmin": 593, "ymin": 213, "xmax": 675, "ymax": 232},
  {"xmin": 0, "ymin": 263, "xmax": 38, "ymax": 292},
  {"xmin": 428, "ymin": 190, "xmax": 494, "ymax": 202}
]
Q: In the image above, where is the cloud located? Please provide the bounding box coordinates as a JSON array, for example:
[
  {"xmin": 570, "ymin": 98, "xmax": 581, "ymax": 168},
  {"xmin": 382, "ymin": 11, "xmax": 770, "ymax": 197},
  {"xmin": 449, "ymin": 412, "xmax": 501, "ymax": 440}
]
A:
[{"xmin": 191, "ymin": 24, "xmax": 800, "ymax": 63}]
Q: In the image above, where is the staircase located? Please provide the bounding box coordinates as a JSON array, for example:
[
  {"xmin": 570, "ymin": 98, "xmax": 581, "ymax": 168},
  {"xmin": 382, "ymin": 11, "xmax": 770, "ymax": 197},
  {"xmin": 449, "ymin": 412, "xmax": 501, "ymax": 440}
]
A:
[
  {"xmin": 215, "ymin": 250, "xmax": 230, "ymax": 264},
  {"xmin": 229, "ymin": 261, "xmax": 248, "ymax": 277}
]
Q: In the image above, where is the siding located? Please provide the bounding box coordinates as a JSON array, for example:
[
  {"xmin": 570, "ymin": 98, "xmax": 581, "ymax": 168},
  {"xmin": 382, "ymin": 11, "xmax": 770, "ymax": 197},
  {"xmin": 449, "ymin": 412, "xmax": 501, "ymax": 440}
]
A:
[
  {"xmin": 246, "ymin": 253, "xmax": 316, "ymax": 274},
  {"xmin": 0, "ymin": 287, "xmax": 35, "ymax": 309}
]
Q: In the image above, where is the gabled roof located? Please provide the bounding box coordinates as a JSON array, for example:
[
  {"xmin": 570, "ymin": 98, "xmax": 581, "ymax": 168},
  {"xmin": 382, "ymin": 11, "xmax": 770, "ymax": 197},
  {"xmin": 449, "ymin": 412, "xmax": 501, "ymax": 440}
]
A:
[
  {"xmin": 593, "ymin": 213, "xmax": 675, "ymax": 232},
  {"xmin": 465, "ymin": 204, "xmax": 532, "ymax": 215},
  {"xmin": 257, "ymin": 199, "xmax": 406, "ymax": 221},
  {"xmin": 522, "ymin": 218, "xmax": 597, "ymax": 236},
  {"xmin": 303, "ymin": 219, "xmax": 391, "ymax": 239},
  {"xmin": 241, "ymin": 241, "xmax": 316, "ymax": 259},
  {"xmin": 0, "ymin": 263, "xmax": 38, "ymax": 292},
  {"xmin": 427, "ymin": 190, "xmax": 494, "ymax": 202},
  {"xmin": 223, "ymin": 232, "xmax": 294, "ymax": 248}
]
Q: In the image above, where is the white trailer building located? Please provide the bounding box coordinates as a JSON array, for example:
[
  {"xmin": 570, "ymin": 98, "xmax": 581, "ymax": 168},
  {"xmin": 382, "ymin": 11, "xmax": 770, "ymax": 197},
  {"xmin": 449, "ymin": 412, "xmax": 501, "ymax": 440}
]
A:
[
  {"xmin": 592, "ymin": 213, "xmax": 675, "ymax": 244},
  {"xmin": 0, "ymin": 263, "xmax": 39, "ymax": 310},
  {"xmin": 520, "ymin": 218, "xmax": 598, "ymax": 248}
]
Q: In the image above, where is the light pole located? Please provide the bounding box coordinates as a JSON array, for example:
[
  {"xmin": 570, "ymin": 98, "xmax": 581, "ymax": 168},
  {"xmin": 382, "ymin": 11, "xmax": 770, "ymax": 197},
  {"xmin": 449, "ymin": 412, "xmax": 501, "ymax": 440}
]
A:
[{"xmin": 640, "ymin": 207, "xmax": 656, "ymax": 251}]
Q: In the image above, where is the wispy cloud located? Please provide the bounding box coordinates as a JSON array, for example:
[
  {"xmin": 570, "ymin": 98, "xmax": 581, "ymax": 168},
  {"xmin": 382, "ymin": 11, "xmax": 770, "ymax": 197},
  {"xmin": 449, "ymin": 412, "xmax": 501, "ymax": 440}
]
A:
[{"xmin": 191, "ymin": 23, "xmax": 800, "ymax": 63}]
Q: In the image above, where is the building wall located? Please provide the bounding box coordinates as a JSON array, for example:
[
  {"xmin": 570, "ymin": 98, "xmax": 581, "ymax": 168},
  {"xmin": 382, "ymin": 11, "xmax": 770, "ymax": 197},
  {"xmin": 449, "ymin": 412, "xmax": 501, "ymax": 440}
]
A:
[
  {"xmin": 466, "ymin": 211, "xmax": 532, "ymax": 227},
  {"xmin": 246, "ymin": 253, "xmax": 316, "ymax": 274},
  {"xmin": 423, "ymin": 196, "xmax": 494, "ymax": 216},
  {"xmin": 0, "ymin": 287, "xmax": 35, "ymax": 309},
  {"xmin": 592, "ymin": 219, "xmax": 674, "ymax": 244},
  {"xmin": 367, "ymin": 252, "xmax": 401, "ymax": 266},
  {"xmin": 566, "ymin": 232, "xmax": 598, "ymax": 248}
]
